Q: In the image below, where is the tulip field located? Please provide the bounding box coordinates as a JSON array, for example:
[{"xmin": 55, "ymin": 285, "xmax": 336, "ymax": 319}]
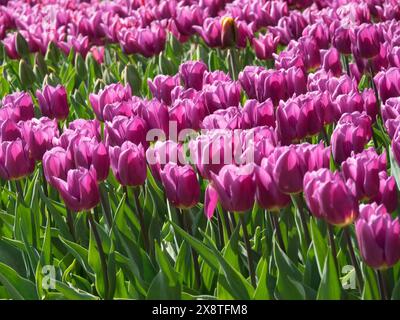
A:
[{"xmin": 1, "ymin": 0, "xmax": 400, "ymax": 301}]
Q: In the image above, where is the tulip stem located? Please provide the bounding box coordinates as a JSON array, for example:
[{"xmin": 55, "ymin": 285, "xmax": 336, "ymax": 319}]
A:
[
  {"xmin": 239, "ymin": 214, "xmax": 256, "ymax": 288},
  {"xmin": 220, "ymin": 206, "xmax": 232, "ymax": 239},
  {"xmin": 180, "ymin": 209, "xmax": 202, "ymax": 290},
  {"xmin": 66, "ymin": 208, "xmax": 75, "ymax": 241},
  {"xmin": 132, "ymin": 187, "xmax": 150, "ymax": 252},
  {"xmin": 327, "ymin": 224, "xmax": 339, "ymax": 277},
  {"xmin": 291, "ymin": 194, "xmax": 311, "ymax": 246},
  {"xmin": 270, "ymin": 212, "xmax": 285, "ymax": 253},
  {"xmin": 88, "ymin": 211, "xmax": 109, "ymax": 300},
  {"xmin": 376, "ymin": 269, "xmax": 388, "ymax": 300},
  {"xmin": 99, "ymin": 183, "xmax": 112, "ymax": 228},
  {"xmin": 228, "ymin": 49, "xmax": 238, "ymax": 81},
  {"xmin": 344, "ymin": 227, "xmax": 363, "ymax": 292},
  {"xmin": 41, "ymin": 166, "xmax": 48, "ymax": 197},
  {"xmin": 216, "ymin": 210, "xmax": 225, "ymax": 248},
  {"xmin": 14, "ymin": 180, "xmax": 24, "ymax": 204}
]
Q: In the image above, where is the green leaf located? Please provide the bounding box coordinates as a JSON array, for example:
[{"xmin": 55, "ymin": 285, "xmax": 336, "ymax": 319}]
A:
[
  {"xmin": 55, "ymin": 281, "xmax": 99, "ymax": 300},
  {"xmin": 310, "ymin": 219, "xmax": 327, "ymax": 276},
  {"xmin": 317, "ymin": 250, "xmax": 341, "ymax": 300},
  {"xmin": 252, "ymin": 258, "xmax": 271, "ymax": 300},
  {"xmin": 0, "ymin": 262, "xmax": 38, "ymax": 300}
]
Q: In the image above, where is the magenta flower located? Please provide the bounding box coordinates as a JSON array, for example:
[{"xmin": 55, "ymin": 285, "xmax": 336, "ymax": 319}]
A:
[
  {"xmin": 109, "ymin": 141, "xmax": 147, "ymax": 187},
  {"xmin": 0, "ymin": 139, "xmax": 35, "ymax": 181},
  {"xmin": 356, "ymin": 203, "xmax": 400, "ymax": 269},
  {"xmin": 252, "ymin": 33, "xmax": 279, "ymax": 60},
  {"xmin": 304, "ymin": 169, "xmax": 358, "ymax": 226},
  {"xmin": 148, "ymin": 74, "xmax": 180, "ymax": 105},
  {"xmin": 160, "ymin": 163, "xmax": 200, "ymax": 209},
  {"xmin": 0, "ymin": 92, "xmax": 34, "ymax": 122},
  {"xmin": 179, "ymin": 61, "xmax": 208, "ymax": 91},
  {"xmin": 43, "ymin": 147, "xmax": 74, "ymax": 187},
  {"xmin": 36, "ymin": 85, "xmax": 69, "ymax": 121},
  {"xmin": 52, "ymin": 167, "xmax": 100, "ymax": 212}
]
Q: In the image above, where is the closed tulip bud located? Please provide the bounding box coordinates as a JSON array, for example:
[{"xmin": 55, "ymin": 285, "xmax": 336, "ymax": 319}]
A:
[
  {"xmin": 179, "ymin": 61, "xmax": 208, "ymax": 91},
  {"xmin": 19, "ymin": 60, "xmax": 35, "ymax": 89},
  {"xmin": 342, "ymin": 148, "xmax": 386, "ymax": 201},
  {"xmin": 355, "ymin": 24, "xmax": 381, "ymax": 59},
  {"xmin": 15, "ymin": 32, "xmax": 29, "ymax": 57},
  {"xmin": 109, "ymin": 141, "xmax": 146, "ymax": 186},
  {"xmin": 0, "ymin": 139, "xmax": 35, "ymax": 180},
  {"xmin": 52, "ymin": 167, "xmax": 100, "ymax": 212},
  {"xmin": 356, "ymin": 203, "xmax": 400, "ymax": 269},
  {"xmin": 72, "ymin": 138, "xmax": 110, "ymax": 181},
  {"xmin": 36, "ymin": 85, "xmax": 69, "ymax": 120},
  {"xmin": 303, "ymin": 169, "xmax": 358, "ymax": 226},
  {"xmin": 160, "ymin": 163, "xmax": 200, "ymax": 209},
  {"xmin": 205, "ymin": 164, "xmax": 255, "ymax": 217},
  {"xmin": 21, "ymin": 117, "xmax": 59, "ymax": 161},
  {"xmin": 42, "ymin": 147, "xmax": 74, "ymax": 186},
  {"xmin": 255, "ymin": 160, "xmax": 290, "ymax": 212}
]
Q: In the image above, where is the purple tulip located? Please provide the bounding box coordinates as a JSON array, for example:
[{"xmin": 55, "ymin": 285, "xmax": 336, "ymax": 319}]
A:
[
  {"xmin": 71, "ymin": 137, "xmax": 110, "ymax": 182},
  {"xmin": 331, "ymin": 112, "xmax": 372, "ymax": 163},
  {"xmin": 321, "ymin": 47, "xmax": 342, "ymax": 77},
  {"xmin": 238, "ymin": 66, "xmax": 265, "ymax": 100},
  {"xmin": 134, "ymin": 99, "xmax": 169, "ymax": 136},
  {"xmin": 43, "ymin": 146, "xmax": 74, "ymax": 186},
  {"xmin": 193, "ymin": 17, "xmax": 222, "ymax": 48},
  {"xmin": 67, "ymin": 119, "xmax": 101, "ymax": 141},
  {"xmin": 304, "ymin": 169, "xmax": 359, "ymax": 226},
  {"xmin": 104, "ymin": 115, "xmax": 148, "ymax": 149},
  {"xmin": 89, "ymin": 83, "xmax": 132, "ymax": 122},
  {"xmin": 255, "ymin": 160, "xmax": 290, "ymax": 212},
  {"xmin": 252, "ymin": 33, "xmax": 279, "ymax": 60},
  {"xmin": 356, "ymin": 203, "xmax": 400, "ymax": 269},
  {"xmin": 354, "ymin": 24, "xmax": 381, "ymax": 59},
  {"xmin": 179, "ymin": 61, "xmax": 208, "ymax": 91},
  {"xmin": 332, "ymin": 26, "xmax": 353, "ymax": 55},
  {"xmin": 0, "ymin": 139, "xmax": 35, "ymax": 180},
  {"xmin": 203, "ymin": 70, "xmax": 231, "ymax": 85},
  {"xmin": 371, "ymin": 172, "xmax": 398, "ymax": 213},
  {"xmin": 169, "ymin": 98, "xmax": 208, "ymax": 132},
  {"xmin": 170, "ymin": 4, "xmax": 204, "ymax": 41},
  {"xmin": 255, "ymin": 69, "xmax": 287, "ymax": 105},
  {"xmin": 284, "ymin": 66, "xmax": 307, "ymax": 97},
  {"xmin": 160, "ymin": 163, "xmax": 200, "ymax": 209},
  {"xmin": 342, "ymin": 148, "xmax": 386, "ymax": 201},
  {"xmin": 374, "ymin": 67, "xmax": 400, "ymax": 103},
  {"xmin": 21, "ymin": 117, "xmax": 59, "ymax": 161},
  {"xmin": 52, "ymin": 167, "xmax": 100, "ymax": 212},
  {"xmin": 146, "ymin": 140, "xmax": 185, "ymax": 181},
  {"xmin": 109, "ymin": 141, "xmax": 147, "ymax": 187},
  {"xmin": 36, "ymin": 85, "xmax": 69, "ymax": 121},
  {"xmin": 203, "ymin": 80, "xmax": 241, "ymax": 113},
  {"xmin": 205, "ymin": 164, "xmax": 255, "ymax": 218},
  {"xmin": 0, "ymin": 119, "xmax": 21, "ymax": 142},
  {"xmin": 0, "ymin": 92, "xmax": 34, "ymax": 122},
  {"xmin": 241, "ymin": 99, "xmax": 275, "ymax": 129},
  {"xmin": 148, "ymin": 74, "xmax": 180, "ymax": 105}
]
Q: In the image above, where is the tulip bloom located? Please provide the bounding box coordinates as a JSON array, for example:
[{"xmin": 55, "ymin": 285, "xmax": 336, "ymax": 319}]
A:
[
  {"xmin": 205, "ymin": 164, "xmax": 255, "ymax": 218},
  {"xmin": 71, "ymin": 137, "xmax": 110, "ymax": 182},
  {"xmin": 252, "ymin": 33, "xmax": 279, "ymax": 61},
  {"xmin": 148, "ymin": 74, "xmax": 180, "ymax": 105},
  {"xmin": 0, "ymin": 92, "xmax": 34, "ymax": 122},
  {"xmin": 374, "ymin": 67, "xmax": 400, "ymax": 103},
  {"xmin": 109, "ymin": 141, "xmax": 147, "ymax": 187},
  {"xmin": 303, "ymin": 169, "xmax": 358, "ymax": 226},
  {"xmin": 36, "ymin": 85, "xmax": 69, "ymax": 121},
  {"xmin": 255, "ymin": 160, "xmax": 290, "ymax": 212},
  {"xmin": 0, "ymin": 139, "xmax": 35, "ymax": 180},
  {"xmin": 52, "ymin": 167, "xmax": 100, "ymax": 212},
  {"xmin": 241, "ymin": 99, "xmax": 275, "ymax": 129},
  {"xmin": 371, "ymin": 172, "xmax": 398, "ymax": 213},
  {"xmin": 160, "ymin": 163, "xmax": 200, "ymax": 209},
  {"xmin": 0, "ymin": 119, "xmax": 21, "ymax": 142},
  {"xmin": 179, "ymin": 61, "xmax": 208, "ymax": 91},
  {"xmin": 356, "ymin": 203, "xmax": 400, "ymax": 269},
  {"xmin": 43, "ymin": 147, "xmax": 74, "ymax": 186},
  {"xmin": 89, "ymin": 83, "xmax": 132, "ymax": 122},
  {"xmin": 220, "ymin": 16, "xmax": 236, "ymax": 49},
  {"xmin": 342, "ymin": 148, "xmax": 386, "ymax": 201},
  {"xmin": 354, "ymin": 24, "xmax": 381, "ymax": 59}
]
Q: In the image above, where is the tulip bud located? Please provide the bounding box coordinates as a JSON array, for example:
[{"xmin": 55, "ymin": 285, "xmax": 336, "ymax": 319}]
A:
[
  {"xmin": 356, "ymin": 203, "xmax": 400, "ymax": 269},
  {"xmin": 36, "ymin": 85, "xmax": 69, "ymax": 120},
  {"xmin": 207, "ymin": 164, "xmax": 255, "ymax": 215},
  {"xmin": 160, "ymin": 163, "xmax": 200, "ymax": 209},
  {"xmin": 15, "ymin": 32, "xmax": 29, "ymax": 57},
  {"xmin": 0, "ymin": 139, "xmax": 35, "ymax": 180},
  {"xmin": 19, "ymin": 60, "xmax": 36, "ymax": 89},
  {"xmin": 43, "ymin": 147, "xmax": 74, "ymax": 186},
  {"xmin": 109, "ymin": 141, "xmax": 147, "ymax": 187},
  {"xmin": 52, "ymin": 167, "xmax": 100, "ymax": 212},
  {"xmin": 303, "ymin": 169, "xmax": 358, "ymax": 226}
]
